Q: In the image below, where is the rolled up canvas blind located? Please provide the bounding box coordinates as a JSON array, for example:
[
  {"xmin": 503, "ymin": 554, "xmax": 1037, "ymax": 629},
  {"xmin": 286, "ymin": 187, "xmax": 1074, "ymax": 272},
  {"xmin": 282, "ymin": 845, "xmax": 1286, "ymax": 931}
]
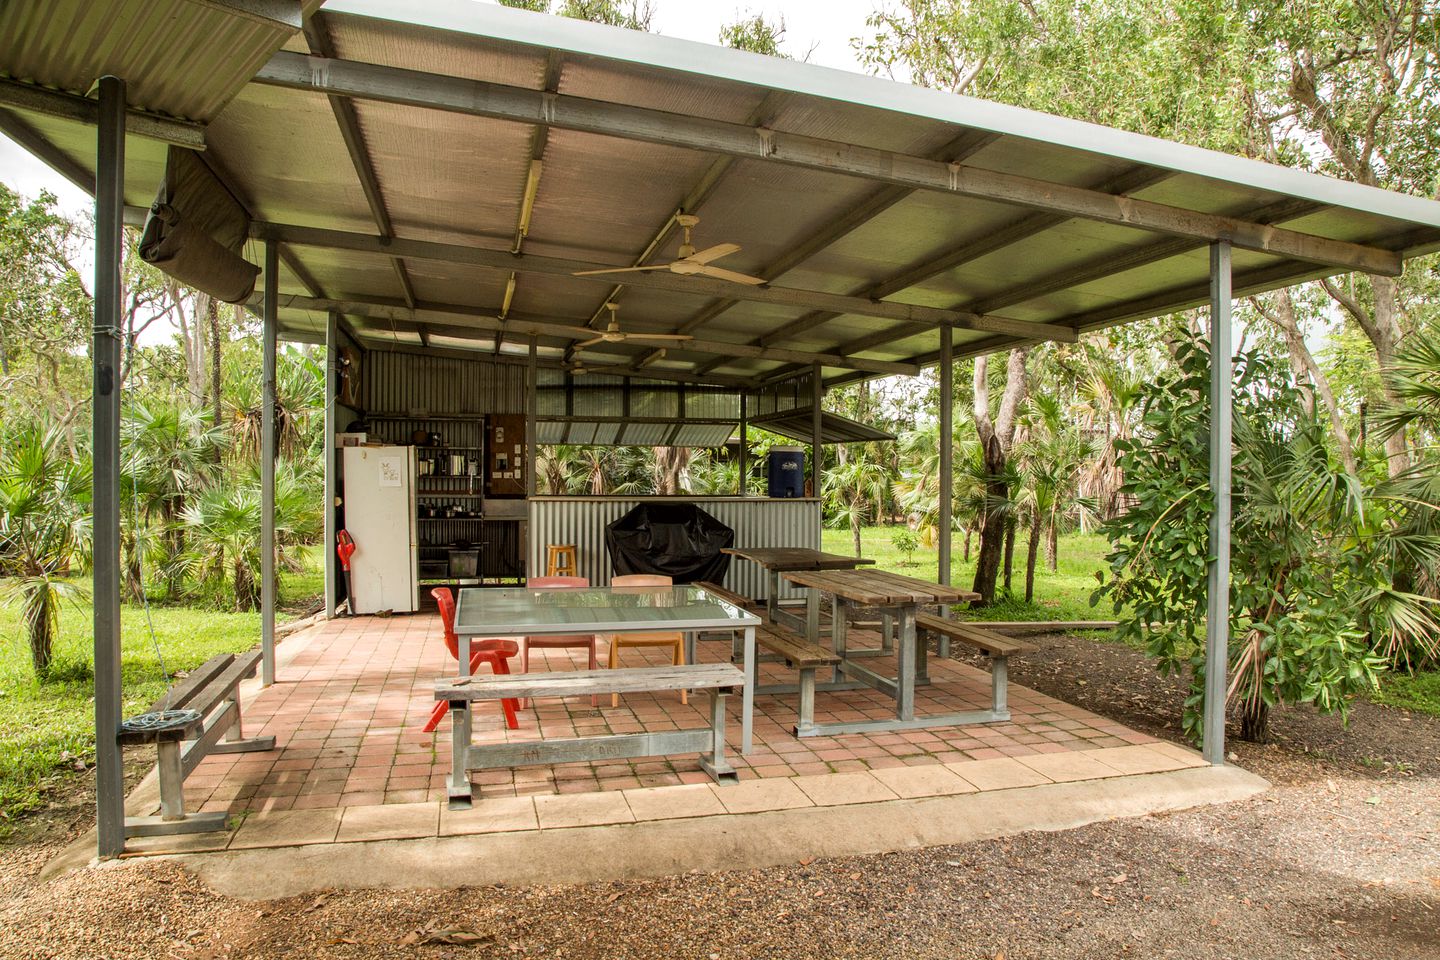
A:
[{"xmin": 139, "ymin": 147, "xmax": 260, "ymax": 303}]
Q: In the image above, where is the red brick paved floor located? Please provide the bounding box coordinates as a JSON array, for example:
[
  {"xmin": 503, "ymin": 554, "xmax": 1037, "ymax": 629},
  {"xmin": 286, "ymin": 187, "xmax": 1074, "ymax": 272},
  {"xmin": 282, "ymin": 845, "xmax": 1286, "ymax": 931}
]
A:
[{"xmin": 184, "ymin": 614, "xmax": 1156, "ymax": 814}]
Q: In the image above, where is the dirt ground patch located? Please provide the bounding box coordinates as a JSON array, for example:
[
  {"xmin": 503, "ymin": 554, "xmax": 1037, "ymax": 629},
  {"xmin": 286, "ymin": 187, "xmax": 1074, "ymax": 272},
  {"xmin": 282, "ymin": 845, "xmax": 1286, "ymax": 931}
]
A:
[{"xmin": 0, "ymin": 634, "xmax": 1435, "ymax": 960}]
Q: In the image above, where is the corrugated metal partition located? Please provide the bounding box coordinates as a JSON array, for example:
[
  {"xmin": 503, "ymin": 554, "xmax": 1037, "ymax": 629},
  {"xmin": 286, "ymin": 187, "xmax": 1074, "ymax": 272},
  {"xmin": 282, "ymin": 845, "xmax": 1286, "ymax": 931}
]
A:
[
  {"xmin": 360, "ymin": 350, "xmax": 528, "ymax": 416},
  {"xmin": 528, "ymin": 497, "xmax": 821, "ymax": 601}
]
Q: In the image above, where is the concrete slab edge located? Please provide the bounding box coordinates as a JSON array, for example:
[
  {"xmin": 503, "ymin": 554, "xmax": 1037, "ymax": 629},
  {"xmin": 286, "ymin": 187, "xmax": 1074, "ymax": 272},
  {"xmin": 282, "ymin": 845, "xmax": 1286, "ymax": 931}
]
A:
[{"xmin": 172, "ymin": 765, "xmax": 1268, "ymax": 899}]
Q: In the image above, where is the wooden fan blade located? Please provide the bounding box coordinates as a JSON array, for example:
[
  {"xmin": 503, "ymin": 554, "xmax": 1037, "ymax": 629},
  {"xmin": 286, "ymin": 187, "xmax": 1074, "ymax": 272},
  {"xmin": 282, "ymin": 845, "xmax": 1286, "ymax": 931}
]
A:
[
  {"xmin": 574, "ymin": 336, "xmax": 605, "ymax": 348},
  {"xmin": 686, "ymin": 242, "xmax": 740, "ymax": 265},
  {"xmin": 696, "ymin": 264, "xmax": 765, "ymax": 285},
  {"xmin": 572, "ymin": 265, "xmax": 671, "ymax": 277},
  {"xmin": 627, "ymin": 333, "xmax": 695, "ymax": 341}
]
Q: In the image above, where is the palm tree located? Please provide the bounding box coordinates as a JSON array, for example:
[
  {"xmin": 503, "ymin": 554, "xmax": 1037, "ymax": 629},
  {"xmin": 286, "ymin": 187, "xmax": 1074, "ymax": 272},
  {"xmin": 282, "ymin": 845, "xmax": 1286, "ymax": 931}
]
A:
[
  {"xmin": 121, "ymin": 401, "xmax": 224, "ymax": 598},
  {"xmin": 174, "ymin": 462, "xmax": 320, "ymax": 610},
  {"xmin": 0, "ymin": 425, "xmax": 91, "ymax": 675},
  {"xmin": 822, "ymin": 450, "xmax": 891, "ymax": 557}
]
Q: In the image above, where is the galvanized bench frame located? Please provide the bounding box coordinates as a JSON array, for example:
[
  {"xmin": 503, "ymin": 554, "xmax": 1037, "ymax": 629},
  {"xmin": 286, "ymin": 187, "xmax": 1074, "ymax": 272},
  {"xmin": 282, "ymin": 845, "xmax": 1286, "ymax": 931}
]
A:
[
  {"xmin": 437, "ymin": 663, "xmax": 744, "ymax": 808},
  {"xmin": 119, "ymin": 648, "xmax": 276, "ymax": 838}
]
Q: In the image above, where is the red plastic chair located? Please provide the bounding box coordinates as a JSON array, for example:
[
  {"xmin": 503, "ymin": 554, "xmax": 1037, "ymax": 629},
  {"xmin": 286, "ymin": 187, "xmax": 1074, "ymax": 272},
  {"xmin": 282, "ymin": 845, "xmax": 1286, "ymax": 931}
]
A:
[
  {"xmin": 523, "ymin": 576, "xmax": 598, "ymax": 707},
  {"xmin": 422, "ymin": 587, "xmax": 520, "ymax": 732}
]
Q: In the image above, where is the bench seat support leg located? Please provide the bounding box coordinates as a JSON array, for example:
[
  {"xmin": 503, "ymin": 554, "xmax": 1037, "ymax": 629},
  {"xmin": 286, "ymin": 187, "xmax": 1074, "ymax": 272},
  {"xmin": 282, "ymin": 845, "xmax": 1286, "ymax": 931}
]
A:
[
  {"xmin": 991, "ymin": 655, "xmax": 1009, "ymax": 715},
  {"xmin": 698, "ymin": 689, "xmax": 738, "ymax": 784},
  {"xmin": 793, "ymin": 666, "xmax": 818, "ymax": 737},
  {"xmin": 157, "ymin": 740, "xmax": 186, "ymax": 821},
  {"xmin": 447, "ymin": 701, "xmax": 473, "ymax": 809}
]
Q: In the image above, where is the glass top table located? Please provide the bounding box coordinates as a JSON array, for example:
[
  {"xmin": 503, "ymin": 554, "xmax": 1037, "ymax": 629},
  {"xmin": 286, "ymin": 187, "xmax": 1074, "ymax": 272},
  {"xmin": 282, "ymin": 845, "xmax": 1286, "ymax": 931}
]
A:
[
  {"xmin": 453, "ymin": 585, "xmax": 760, "ymax": 636},
  {"xmin": 453, "ymin": 585, "xmax": 761, "ymax": 753}
]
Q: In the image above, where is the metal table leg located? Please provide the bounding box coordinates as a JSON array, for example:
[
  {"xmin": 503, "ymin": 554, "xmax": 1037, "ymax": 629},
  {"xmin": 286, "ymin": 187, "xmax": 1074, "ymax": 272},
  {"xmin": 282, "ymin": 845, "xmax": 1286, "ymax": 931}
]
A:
[
  {"xmin": 896, "ymin": 605, "xmax": 917, "ymax": 721},
  {"xmin": 741, "ymin": 624, "xmax": 756, "ymax": 755}
]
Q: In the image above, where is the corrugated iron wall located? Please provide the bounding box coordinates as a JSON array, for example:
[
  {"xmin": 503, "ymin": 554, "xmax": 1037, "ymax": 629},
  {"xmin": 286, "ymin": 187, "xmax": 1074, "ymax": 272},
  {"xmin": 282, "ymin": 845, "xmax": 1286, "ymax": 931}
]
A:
[
  {"xmin": 528, "ymin": 498, "xmax": 821, "ymax": 601},
  {"xmin": 360, "ymin": 351, "xmax": 528, "ymax": 416}
]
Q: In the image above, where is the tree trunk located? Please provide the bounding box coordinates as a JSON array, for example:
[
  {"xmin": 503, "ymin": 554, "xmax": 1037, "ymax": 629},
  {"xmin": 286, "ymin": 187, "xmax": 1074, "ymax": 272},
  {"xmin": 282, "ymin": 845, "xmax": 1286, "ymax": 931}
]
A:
[
  {"xmin": 969, "ymin": 348, "xmax": 1029, "ymax": 605},
  {"xmin": 25, "ymin": 586, "xmax": 55, "ymax": 676},
  {"xmin": 1046, "ymin": 517, "xmax": 1059, "ymax": 572},
  {"xmin": 1254, "ymin": 290, "xmax": 1357, "ymax": 477},
  {"xmin": 1024, "ymin": 511, "xmax": 1041, "ymax": 603},
  {"xmin": 1239, "ymin": 701, "xmax": 1269, "ymax": 743},
  {"xmin": 1002, "ymin": 518, "xmax": 1016, "ymax": 594},
  {"xmin": 962, "ymin": 527, "xmax": 971, "ymax": 563},
  {"xmin": 851, "ymin": 511, "xmax": 862, "ymax": 558},
  {"xmin": 209, "ymin": 298, "xmax": 223, "ymax": 462}
]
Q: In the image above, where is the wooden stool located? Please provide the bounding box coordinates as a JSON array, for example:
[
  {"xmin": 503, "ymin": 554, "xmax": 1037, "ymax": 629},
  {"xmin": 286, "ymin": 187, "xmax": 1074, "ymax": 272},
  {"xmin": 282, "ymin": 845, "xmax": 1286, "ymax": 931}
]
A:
[{"xmin": 545, "ymin": 544, "xmax": 578, "ymax": 577}]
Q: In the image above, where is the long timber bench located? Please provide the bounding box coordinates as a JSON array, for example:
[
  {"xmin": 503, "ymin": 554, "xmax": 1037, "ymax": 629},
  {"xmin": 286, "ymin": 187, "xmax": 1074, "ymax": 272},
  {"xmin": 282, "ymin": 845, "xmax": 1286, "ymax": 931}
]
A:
[
  {"xmin": 753, "ymin": 624, "xmax": 841, "ymax": 736},
  {"xmin": 118, "ymin": 648, "xmax": 276, "ymax": 838},
  {"xmin": 437, "ymin": 663, "xmax": 743, "ymax": 807},
  {"xmin": 914, "ymin": 613, "xmax": 1031, "ymax": 718}
]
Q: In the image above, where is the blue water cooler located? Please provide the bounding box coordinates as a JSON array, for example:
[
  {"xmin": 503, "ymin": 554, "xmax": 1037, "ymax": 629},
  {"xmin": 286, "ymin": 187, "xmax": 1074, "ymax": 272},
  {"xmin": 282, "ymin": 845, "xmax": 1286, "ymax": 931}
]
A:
[{"xmin": 767, "ymin": 446, "xmax": 806, "ymax": 498}]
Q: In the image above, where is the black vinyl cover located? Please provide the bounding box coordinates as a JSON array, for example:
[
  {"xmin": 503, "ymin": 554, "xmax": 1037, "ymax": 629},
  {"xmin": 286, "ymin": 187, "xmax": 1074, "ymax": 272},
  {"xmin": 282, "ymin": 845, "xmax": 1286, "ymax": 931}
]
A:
[{"xmin": 605, "ymin": 503, "xmax": 734, "ymax": 584}]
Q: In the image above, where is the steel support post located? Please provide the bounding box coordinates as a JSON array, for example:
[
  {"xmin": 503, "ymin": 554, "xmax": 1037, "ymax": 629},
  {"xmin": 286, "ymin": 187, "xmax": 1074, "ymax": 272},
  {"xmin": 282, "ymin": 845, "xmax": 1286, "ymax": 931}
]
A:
[
  {"xmin": 1203, "ymin": 240, "xmax": 1233, "ymax": 765},
  {"xmin": 526, "ymin": 337, "xmax": 537, "ymax": 497},
  {"xmin": 323, "ymin": 310, "xmax": 338, "ymax": 618},
  {"xmin": 811, "ymin": 363, "xmax": 822, "ymax": 499},
  {"xmin": 938, "ymin": 330, "xmax": 954, "ymax": 586},
  {"xmin": 92, "ymin": 75, "xmax": 126, "ymax": 859},
  {"xmin": 260, "ymin": 240, "xmax": 278, "ymax": 686},
  {"xmin": 738, "ymin": 393, "xmax": 748, "ymax": 497}
]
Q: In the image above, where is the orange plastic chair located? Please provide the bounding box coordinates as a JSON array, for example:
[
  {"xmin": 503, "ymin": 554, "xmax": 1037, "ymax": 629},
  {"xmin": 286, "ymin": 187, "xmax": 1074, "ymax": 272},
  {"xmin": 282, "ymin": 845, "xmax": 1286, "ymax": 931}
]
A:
[
  {"xmin": 422, "ymin": 587, "xmax": 520, "ymax": 732},
  {"xmin": 605, "ymin": 574, "xmax": 686, "ymax": 707},
  {"xmin": 522, "ymin": 576, "xmax": 599, "ymax": 707}
]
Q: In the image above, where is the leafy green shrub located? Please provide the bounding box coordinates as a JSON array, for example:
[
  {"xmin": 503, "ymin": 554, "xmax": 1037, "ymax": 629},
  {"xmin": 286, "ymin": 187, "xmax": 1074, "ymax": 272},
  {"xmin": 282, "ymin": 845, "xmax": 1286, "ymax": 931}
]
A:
[
  {"xmin": 1094, "ymin": 341, "xmax": 1396, "ymax": 745},
  {"xmin": 891, "ymin": 528, "xmax": 919, "ymax": 566}
]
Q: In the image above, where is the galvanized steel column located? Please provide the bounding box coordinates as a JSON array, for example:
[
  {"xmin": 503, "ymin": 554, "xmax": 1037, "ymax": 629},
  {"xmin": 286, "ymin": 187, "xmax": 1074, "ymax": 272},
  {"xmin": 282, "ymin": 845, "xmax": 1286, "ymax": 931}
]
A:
[
  {"xmin": 1204, "ymin": 240, "xmax": 1233, "ymax": 765},
  {"xmin": 738, "ymin": 393, "xmax": 748, "ymax": 497},
  {"xmin": 261, "ymin": 240, "xmax": 277, "ymax": 685},
  {"xmin": 938, "ymin": 331, "xmax": 953, "ymax": 586},
  {"xmin": 323, "ymin": 310, "xmax": 338, "ymax": 619},
  {"xmin": 526, "ymin": 337, "xmax": 537, "ymax": 497},
  {"xmin": 810, "ymin": 363, "xmax": 822, "ymax": 498},
  {"xmin": 92, "ymin": 75, "xmax": 126, "ymax": 859}
]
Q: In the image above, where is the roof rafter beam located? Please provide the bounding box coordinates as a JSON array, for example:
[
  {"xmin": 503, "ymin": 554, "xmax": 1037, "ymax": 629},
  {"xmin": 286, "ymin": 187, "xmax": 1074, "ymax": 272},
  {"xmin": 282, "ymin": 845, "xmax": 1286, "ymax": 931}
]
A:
[
  {"xmin": 0, "ymin": 78, "xmax": 205, "ymax": 149},
  {"xmin": 779, "ymin": 194, "xmax": 1328, "ymax": 382},
  {"xmin": 264, "ymin": 291, "xmax": 920, "ymax": 377},
  {"xmin": 253, "ymin": 51, "xmax": 1402, "ymax": 277},
  {"xmin": 823, "ymin": 258, "xmax": 1345, "ymax": 391},
  {"xmin": 253, "ymin": 220, "xmax": 1045, "ymax": 347},
  {"xmin": 304, "ymin": 15, "xmax": 416, "ymax": 309},
  {"xmin": 700, "ymin": 165, "xmax": 1170, "ymax": 377},
  {"xmin": 658, "ymin": 129, "xmax": 1001, "ymax": 375}
]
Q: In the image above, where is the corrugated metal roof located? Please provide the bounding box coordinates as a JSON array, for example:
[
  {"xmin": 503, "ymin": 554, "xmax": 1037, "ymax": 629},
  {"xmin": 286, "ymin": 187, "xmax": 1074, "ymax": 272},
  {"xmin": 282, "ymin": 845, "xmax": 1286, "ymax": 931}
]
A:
[
  {"xmin": 748, "ymin": 408, "xmax": 896, "ymax": 445},
  {"xmin": 6, "ymin": 0, "xmax": 1440, "ymax": 390}
]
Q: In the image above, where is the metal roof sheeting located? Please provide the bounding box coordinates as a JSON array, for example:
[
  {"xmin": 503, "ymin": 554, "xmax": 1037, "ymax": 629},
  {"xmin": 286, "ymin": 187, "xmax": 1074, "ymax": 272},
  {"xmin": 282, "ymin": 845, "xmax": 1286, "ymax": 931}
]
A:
[{"xmin": 6, "ymin": 0, "xmax": 1440, "ymax": 389}]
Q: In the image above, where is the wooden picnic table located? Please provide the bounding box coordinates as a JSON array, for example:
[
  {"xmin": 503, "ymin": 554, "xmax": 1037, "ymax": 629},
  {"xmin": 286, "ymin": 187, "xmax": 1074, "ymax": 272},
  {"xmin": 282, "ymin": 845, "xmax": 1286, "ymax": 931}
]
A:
[
  {"xmin": 782, "ymin": 568, "xmax": 988, "ymax": 737},
  {"xmin": 721, "ymin": 546, "xmax": 875, "ymax": 634}
]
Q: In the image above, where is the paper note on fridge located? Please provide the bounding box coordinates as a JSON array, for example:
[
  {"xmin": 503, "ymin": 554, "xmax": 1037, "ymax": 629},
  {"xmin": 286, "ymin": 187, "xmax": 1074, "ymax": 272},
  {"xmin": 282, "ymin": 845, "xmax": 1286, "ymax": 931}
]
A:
[{"xmin": 379, "ymin": 456, "xmax": 404, "ymax": 488}]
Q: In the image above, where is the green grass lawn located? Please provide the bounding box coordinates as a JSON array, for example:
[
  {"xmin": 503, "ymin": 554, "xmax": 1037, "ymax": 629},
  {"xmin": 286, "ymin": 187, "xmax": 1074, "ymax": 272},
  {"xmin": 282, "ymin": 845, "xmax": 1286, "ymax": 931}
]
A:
[
  {"xmin": 820, "ymin": 525, "xmax": 1113, "ymax": 623},
  {"xmin": 0, "ymin": 558, "xmax": 322, "ymax": 824}
]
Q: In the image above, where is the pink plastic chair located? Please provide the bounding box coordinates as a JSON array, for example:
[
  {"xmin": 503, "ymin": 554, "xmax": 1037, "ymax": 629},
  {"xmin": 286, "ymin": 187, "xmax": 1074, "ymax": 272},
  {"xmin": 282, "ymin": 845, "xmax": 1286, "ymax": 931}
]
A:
[
  {"xmin": 523, "ymin": 575, "xmax": 599, "ymax": 707},
  {"xmin": 421, "ymin": 588, "xmax": 520, "ymax": 733},
  {"xmin": 605, "ymin": 574, "xmax": 686, "ymax": 707}
]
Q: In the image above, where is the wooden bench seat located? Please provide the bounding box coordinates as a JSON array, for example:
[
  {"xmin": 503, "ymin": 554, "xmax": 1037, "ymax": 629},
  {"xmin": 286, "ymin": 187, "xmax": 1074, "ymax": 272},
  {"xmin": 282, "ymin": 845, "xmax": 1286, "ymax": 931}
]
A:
[
  {"xmin": 437, "ymin": 663, "xmax": 743, "ymax": 807},
  {"xmin": 692, "ymin": 581, "xmax": 757, "ymax": 612},
  {"xmin": 753, "ymin": 624, "xmax": 840, "ymax": 736},
  {"xmin": 119, "ymin": 648, "xmax": 276, "ymax": 839},
  {"xmin": 914, "ymin": 613, "xmax": 1031, "ymax": 715}
]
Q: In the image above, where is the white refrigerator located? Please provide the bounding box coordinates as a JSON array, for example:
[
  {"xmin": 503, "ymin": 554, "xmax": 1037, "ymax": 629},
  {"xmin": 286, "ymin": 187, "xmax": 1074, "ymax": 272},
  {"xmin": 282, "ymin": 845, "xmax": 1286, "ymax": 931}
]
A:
[{"xmin": 341, "ymin": 445, "xmax": 418, "ymax": 614}]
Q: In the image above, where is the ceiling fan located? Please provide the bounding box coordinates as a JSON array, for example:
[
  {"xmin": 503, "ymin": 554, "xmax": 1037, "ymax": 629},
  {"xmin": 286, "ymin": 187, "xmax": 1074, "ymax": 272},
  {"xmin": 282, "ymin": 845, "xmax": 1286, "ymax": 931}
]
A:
[
  {"xmin": 573, "ymin": 302, "xmax": 694, "ymax": 350},
  {"xmin": 572, "ymin": 214, "xmax": 765, "ymax": 286}
]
